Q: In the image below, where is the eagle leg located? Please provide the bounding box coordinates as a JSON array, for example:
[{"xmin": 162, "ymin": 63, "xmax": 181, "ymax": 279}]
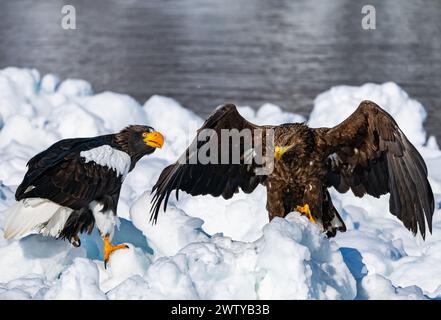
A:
[
  {"xmin": 103, "ymin": 235, "xmax": 128, "ymax": 269},
  {"xmin": 295, "ymin": 204, "xmax": 316, "ymax": 223}
]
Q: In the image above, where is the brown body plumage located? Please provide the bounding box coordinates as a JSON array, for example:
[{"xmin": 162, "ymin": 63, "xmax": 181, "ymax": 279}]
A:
[
  {"xmin": 266, "ymin": 123, "xmax": 344, "ymax": 236},
  {"xmin": 151, "ymin": 101, "xmax": 434, "ymax": 238}
]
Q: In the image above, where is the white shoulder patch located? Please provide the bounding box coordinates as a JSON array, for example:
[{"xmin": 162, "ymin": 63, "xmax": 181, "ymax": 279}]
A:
[{"xmin": 80, "ymin": 145, "xmax": 131, "ymax": 177}]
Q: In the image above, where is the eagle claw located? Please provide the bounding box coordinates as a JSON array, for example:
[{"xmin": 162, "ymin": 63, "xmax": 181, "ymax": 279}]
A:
[
  {"xmin": 295, "ymin": 204, "xmax": 316, "ymax": 223},
  {"xmin": 103, "ymin": 236, "xmax": 129, "ymax": 269}
]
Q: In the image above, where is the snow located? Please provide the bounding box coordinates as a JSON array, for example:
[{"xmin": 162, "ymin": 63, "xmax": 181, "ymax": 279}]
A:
[
  {"xmin": 83, "ymin": 92, "xmax": 148, "ymax": 131},
  {"xmin": 42, "ymin": 258, "xmax": 106, "ymax": 300},
  {"xmin": 0, "ymin": 67, "xmax": 440, "ymax": 299}
]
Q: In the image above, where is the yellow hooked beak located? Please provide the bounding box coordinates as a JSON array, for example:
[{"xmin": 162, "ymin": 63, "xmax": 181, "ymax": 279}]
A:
[
  {"xmin": 274, "ymin": 146, "xmax": 290, "ymax": 161},
  {"xmin": 143, "ymin": 131, "xmax": 164, "ymax": 148}
]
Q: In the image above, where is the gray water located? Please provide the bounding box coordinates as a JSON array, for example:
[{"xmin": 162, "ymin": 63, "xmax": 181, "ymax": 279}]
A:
[{"xmin": 0, "ymin": 0, "xmax": 440, "ymax": 139}]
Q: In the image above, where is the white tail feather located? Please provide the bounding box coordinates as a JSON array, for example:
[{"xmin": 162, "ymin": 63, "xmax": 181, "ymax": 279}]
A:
[{"xmin": 3, "ymin": 198, "xmax": 73, "ymax": 239}]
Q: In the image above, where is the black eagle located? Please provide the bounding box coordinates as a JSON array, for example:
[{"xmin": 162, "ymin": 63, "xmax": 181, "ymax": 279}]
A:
[
  {"xmin": 151, "ymin": 101, "xmax": 434, "ymax": 238},
  {"xmin": 4, "ymin": 125, "xmax": 164, "ymax": 266}
]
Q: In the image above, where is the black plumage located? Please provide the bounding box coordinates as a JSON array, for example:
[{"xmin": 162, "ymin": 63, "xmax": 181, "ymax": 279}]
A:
[
  {"xmin": 151, "ymin": 101, "xmax": 434, "ymax": 239},
  {"xmin": 16, "ymin": 135, "xmax": 122, "ymax": 210},
  {"xmin": 7, "ymin": 125, "xmax": 164, "ymax": 251}
]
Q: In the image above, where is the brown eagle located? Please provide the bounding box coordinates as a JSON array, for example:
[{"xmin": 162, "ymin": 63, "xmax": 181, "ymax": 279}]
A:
[{"xmin": 151, "ymin": 101, "xmax": 434, "ymax": 238}]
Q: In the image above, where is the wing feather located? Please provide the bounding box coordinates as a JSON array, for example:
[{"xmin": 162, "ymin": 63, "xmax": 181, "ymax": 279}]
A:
[
  {"xmin": 318, "ymin": 100, "xmax": 434, "ymax": 238},
  {"xmin": 16, "ymin": 137, "xmax": 123, "ymax": 211},
  {"xmin": 150, "ymin": 104, "xmax": 271, "ymax": 222}
]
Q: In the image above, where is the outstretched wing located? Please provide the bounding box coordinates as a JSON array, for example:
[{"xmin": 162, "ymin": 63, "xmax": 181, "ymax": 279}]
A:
[
  {"xmin": 16, "ymin": 136, "xmax": 122, "ymax": 210},
  {"xmin": 150, "ymin": 104, "xmax": 272, "ymax": 222},
  {"xmin": 317, "ymin": 100, "xmax": 434, "ymax": 238}
]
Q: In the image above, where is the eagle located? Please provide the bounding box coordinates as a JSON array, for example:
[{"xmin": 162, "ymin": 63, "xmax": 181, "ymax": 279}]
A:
[
  {"xmin": 4, "ymin": 125, "xmax": 164, "ymax": 266},
  {"xmin": 151, "ymin": 101, "xmax": 434, "ymax": 238}
]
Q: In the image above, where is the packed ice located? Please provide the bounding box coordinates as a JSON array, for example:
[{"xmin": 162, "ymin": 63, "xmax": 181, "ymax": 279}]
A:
[{"xmin": 0, "ymin": 67, "xmax": 440, "ymax": 299}]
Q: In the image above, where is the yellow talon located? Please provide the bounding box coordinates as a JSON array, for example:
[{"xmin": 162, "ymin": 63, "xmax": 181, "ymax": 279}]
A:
[
  {"xmin": 103, "ymin": 236, "xmax": 129, "ymax": 268},
  {"xmin": 295, "ymin": 204, "xmax": 316, "ymax": 223}
]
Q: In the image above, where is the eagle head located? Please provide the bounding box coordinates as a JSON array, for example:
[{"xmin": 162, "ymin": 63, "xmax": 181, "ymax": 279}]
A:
[
  {"xmin": 116, "ymin": 125, "xmax": 164, "ymax": 157},
  {"xmin": 273, "ymin": 123, "xmax": 312, "ymax": 162}
]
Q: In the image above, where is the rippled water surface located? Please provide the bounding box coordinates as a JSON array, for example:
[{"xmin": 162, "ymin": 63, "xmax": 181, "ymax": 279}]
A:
[{"xmin": 0, "ymin": 0, "xmax": 440, "ymax": 138}]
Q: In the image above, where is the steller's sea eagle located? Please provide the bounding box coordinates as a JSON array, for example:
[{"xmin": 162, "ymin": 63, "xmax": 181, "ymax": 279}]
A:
[
  {"xmin": 151, "ymin": 101, "xmax": 434, "ymax": 238},
  {"xmin": 4, "ymin": 125, "xmax": 164, "ymax": 266}
]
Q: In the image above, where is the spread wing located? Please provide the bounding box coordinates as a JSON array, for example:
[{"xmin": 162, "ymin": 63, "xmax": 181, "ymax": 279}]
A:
[
  {"xmin": 150, "ymin": 104, "xmax": 273, "ymax": 222},
  {"xmin": 318, "ymin": 100, "xmax": 434, "ymax": 238},
  {"xmin": 16, "ymin": 136, "xmax": 122, "ymax": 210}
]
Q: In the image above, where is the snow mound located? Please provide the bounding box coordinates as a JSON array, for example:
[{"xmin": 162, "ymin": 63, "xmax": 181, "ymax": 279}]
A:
[
  {"xmin": 0, "ymin": 67, "xmax": 439, "ymax": 299},
  {"xmin": 42, "ymin": 258, "xmax": 106, "ymax": 300},
  {"xmin": 115, "ymin": 203, "xmax": 356, "ymax": 299}
]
